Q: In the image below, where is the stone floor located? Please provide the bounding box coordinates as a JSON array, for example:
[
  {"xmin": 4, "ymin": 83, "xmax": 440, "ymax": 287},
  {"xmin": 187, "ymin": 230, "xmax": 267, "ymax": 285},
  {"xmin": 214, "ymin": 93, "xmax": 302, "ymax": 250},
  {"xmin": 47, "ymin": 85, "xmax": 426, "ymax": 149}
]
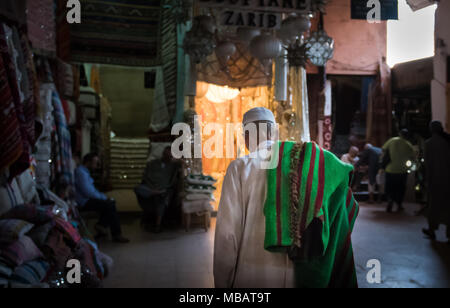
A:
[{"xmin": 99, "ymin": 202, "xmax": 450, "ymax": 288}]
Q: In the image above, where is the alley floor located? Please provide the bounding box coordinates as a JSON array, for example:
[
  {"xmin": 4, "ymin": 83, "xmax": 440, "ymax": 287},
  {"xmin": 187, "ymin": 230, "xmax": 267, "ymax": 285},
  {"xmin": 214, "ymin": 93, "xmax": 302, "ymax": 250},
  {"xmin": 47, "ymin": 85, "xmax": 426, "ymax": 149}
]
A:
[{"xmin": 99, "ymin": 202, "xmax": 450, "ymax": 288}]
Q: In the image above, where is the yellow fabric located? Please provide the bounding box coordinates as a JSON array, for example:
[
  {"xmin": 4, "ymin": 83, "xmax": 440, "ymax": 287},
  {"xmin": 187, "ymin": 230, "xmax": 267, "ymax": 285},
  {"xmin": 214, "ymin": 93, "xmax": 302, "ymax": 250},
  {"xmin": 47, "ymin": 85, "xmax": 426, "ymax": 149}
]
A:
[
  {"xmin": 90, "ymin": 65, "xmax": 102, "ymax": 94},
  {"xmin": 289, "ymin": 67, "xmax": 310, "ymax": 142},
  {"xmin": 195, "ymin": 84, "xmax": 273, "ymax": 208}
]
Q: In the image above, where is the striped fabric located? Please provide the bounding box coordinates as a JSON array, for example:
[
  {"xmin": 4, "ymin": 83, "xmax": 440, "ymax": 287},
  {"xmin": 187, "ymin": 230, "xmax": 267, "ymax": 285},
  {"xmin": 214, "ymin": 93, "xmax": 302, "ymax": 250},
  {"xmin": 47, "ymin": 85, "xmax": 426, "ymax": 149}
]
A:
[
  {"xmin": 0, "ymin": 27, "xmax": 25, "ymax": 177},
  {"xmin": 52, "ymin": 91, "xmax": 73, "ymax": 186},
  {"xmin": 265, "ymin": 141, "xmax": 359, "ymax": 288},
  {"xmin": 69, "ymin": 0, "xmax": 162, "ymax": 66}
]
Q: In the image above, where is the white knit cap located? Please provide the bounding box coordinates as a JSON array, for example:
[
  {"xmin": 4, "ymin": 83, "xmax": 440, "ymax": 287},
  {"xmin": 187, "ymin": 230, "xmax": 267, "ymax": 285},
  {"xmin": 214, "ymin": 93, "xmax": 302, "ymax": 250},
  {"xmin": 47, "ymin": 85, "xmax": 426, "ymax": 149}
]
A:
[{"xmin": 243, "ymin": 107, "xmax": 276, "ymax": 126}]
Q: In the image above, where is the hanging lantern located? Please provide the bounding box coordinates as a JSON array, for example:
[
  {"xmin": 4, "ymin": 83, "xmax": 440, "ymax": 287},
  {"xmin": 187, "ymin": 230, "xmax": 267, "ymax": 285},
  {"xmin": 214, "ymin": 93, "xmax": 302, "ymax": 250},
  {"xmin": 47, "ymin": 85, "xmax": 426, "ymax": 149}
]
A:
[
  {"xmin": 278, "ymin": 15, "xmax": 311, "ymax": 45},
  {"xmin": 286, "ymin": 39, "xmax": 310, "ymax": 68},
  {"xmin": 205, "ymin": 84, "xmax": 241, "ymax": 103},
  {"xmin": 305, "ymin": 30, "xmax": 334, "ymax": 67},
  {"xmin": 215, "ymin": 41, "xmax": 237, "ymax": 67},
  {"xmin": 196, "ymin": 82, "xmax": 209, "ymax": 99},
  {"xmin": 249, "ymin": 34, "xmax": 282, "ymax": 66},
  {"xmin": 236, "ymin": 27, "xmax": 261, "ymax": 44}
]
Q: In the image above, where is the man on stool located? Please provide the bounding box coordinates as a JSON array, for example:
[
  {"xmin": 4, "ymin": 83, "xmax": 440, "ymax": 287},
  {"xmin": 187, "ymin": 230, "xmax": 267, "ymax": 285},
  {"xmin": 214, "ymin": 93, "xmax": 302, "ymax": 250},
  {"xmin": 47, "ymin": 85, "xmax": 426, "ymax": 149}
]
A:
[{"xmin": 75, "ymin": 153, "xmax": 129, "ymax": 243}]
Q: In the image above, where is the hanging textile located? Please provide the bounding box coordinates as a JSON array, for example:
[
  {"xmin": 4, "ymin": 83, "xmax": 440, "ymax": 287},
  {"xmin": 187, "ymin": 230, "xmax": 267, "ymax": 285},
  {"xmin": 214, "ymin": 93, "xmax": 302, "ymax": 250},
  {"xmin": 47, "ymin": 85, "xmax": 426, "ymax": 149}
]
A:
[
  {"xmin": 69, "ymin": 0, "xmax": 162, "ymax": 66},
  {"xmin": 100, "ymin": 96, "xmax": 112, "ymax": 186},
  {"xmin": 26, "ymin": 0, "xmax": 57, "ymax": 55},
  {"xmin": 366, "ymin": 63, "xmax": 392, "ymax": 147},
  {"xmin": 90, "ymin": 65, "xmax": 102, "ymax": 95},
  {"xmin": 161, "ymin": 0, "xmax": 179, "ymax": 121},
  {"xmin": 0, "ymin": 47, "xmax": 23, "ymax": 174},
  {"xmin": 290, "ymin": 67, "xmax": 311, "ymax": 143},
  {"xmin": 52, "ymin": 91, "xmax": 73, "ymax": 186},
  {"xmin": 175, "ymin": 22, "xmax": 190, "ymax": 124},
  {"xmin": 322, "ymin": 81, "xmax": 333, "ymax": 151},
  {"xmin": 35, "ymin": 84, "xmax": 55, "ymax": 189},
  {"xmin": 0, "ymin": 24, "xmax": 32, "ymax": 180},
  {"xmin": 150, "ymin": 67, "xmax": 170, "ymax": 132}
]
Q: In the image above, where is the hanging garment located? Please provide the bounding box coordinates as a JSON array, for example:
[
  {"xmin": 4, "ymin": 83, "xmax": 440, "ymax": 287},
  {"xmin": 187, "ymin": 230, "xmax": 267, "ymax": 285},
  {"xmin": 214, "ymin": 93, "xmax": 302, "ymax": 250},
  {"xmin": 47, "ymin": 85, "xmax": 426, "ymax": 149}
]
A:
[
  {"xmin": 34, "ymin": 85, "xmax": 55, "ymax": 189},
  {"xmin": 0, "ymin": 47, "xmax": 23, "ymax": 174},
  {"xmin": 150, "ymin": 67, "xmax": 170, "ymax": 132},
  {"xmin": 52, "ymin": 91, "xmax": 73, "ymax": 186},
  {"xmin": 265, "ymin": 142, "xmax": 359, "ymax": 288},
  {"xmin": 214, "ymin": 141, "xmax": 296, "ymax": 288},
  {"xmin": 0, "ymin": 24, "xmax": 31, "ymax": 179}
]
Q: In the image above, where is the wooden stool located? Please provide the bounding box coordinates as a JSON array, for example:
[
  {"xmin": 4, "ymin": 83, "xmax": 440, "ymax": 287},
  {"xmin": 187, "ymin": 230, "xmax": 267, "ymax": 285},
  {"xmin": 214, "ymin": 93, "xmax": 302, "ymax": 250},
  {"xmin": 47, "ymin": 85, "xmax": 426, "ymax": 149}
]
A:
[{"xmin": 184, "ymin": 211, "xmax": 211, "ymax": 232}]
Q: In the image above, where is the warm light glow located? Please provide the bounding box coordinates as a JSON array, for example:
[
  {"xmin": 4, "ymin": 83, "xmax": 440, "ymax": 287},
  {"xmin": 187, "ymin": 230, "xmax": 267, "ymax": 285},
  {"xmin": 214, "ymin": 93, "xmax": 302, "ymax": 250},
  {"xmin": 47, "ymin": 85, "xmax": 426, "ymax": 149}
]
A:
[
  {"xmin": 387, "ymin": 0, "xmax": 437, "ymax": 68},
  {"xmin": 205, "ymin": 84, "xmax": 241, "ymax": 103}
]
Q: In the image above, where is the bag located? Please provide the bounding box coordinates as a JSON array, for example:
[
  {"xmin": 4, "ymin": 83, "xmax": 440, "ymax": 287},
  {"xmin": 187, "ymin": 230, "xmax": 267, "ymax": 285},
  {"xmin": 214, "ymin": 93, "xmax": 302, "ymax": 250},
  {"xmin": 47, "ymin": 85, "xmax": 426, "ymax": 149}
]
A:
[{"xmin": 380, "ymin": 149, "xmax": 391, "ymax": 170}]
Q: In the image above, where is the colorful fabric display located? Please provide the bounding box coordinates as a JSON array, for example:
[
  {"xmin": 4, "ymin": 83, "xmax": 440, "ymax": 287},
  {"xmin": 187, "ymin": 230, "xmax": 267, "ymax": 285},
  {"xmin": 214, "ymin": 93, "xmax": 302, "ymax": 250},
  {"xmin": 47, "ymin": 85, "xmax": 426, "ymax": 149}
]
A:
[
  {"xmin": 28, "ymin": 222, "xmax": 55, "ymax": 248},
  {"xmin": 1, "ymin": 236, "xmax": 43, "ymax": 267},
  {"xmin": 54, "ymin": 217, "xmax": 81, "ymax": 245},
  {"xmin": 0, "ymin": 219, "xmax": 34, "ymax": 244},
  {"xmin": 182, "ymin": 200, "xmax": 214, "ymax": 215},
  {"xmin": 52, "ymin": 90, "xmax": 73, "ymax": 186},
  {"xmin": 265, "ymin": 141, "xmax": 359, "ymax": 288},
  {"xmin": 0, "ymin": 25, "xmax": 32, "ymax": 180},
  {"xmin": 1, "ymin": 204, "xmax": 54, "ymax": 225},
  {"xmin": 10, "ymin": 259, "xmax": 50, "ymax": 285},
  {"xmin": 0, "ymin": 32, "xmax": 24, "ymax": 176},
  {"xmin": 0, "ymin": 179, "xmax": 25, "ymax": 216},
  {"xmin": 44, "ymin": 229, "xmax": 72, "ymax": 269}
]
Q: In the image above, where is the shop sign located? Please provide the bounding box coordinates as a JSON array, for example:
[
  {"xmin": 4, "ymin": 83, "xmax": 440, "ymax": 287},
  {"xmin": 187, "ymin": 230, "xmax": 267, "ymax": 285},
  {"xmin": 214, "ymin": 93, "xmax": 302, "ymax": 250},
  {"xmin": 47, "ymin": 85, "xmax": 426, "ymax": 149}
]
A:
[{"xmin": 197, "ymin": 0, "xmax": 311, "ymax": 29}]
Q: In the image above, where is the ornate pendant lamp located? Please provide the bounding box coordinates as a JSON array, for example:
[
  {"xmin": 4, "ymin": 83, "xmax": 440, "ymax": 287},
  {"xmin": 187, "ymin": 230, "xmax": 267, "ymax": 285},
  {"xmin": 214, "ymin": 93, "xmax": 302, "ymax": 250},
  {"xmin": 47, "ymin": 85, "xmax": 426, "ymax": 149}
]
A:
[{"xmin": 305, "ymin": 14, "xmax": 334, "ymax": 67}]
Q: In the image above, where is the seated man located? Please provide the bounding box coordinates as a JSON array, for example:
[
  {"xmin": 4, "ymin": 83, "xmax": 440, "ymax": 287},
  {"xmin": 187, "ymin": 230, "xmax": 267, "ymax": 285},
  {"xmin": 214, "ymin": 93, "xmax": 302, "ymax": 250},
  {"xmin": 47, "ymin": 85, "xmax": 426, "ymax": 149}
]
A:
[
  {"xmin": 135, "ymin": 147, "xmax": 180, "ymax": 233},
  {"xmin": 74, "ymin": 153, "xmax": 129, "ymax": 243}
]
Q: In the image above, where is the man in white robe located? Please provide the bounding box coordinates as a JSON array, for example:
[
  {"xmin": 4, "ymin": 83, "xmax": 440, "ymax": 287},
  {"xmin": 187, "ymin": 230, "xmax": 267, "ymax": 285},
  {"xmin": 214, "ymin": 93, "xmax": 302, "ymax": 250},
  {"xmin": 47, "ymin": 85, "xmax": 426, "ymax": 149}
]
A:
[{"xmin": 214, "ymin": 108, "xmax": 295, "ymax": 288}]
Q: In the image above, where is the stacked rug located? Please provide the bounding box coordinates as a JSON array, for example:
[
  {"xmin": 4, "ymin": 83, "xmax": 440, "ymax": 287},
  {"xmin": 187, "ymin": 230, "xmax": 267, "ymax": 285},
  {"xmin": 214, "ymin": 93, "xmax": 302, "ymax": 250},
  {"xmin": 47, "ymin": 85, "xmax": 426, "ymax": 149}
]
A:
[
  {"xmin": 0, "ymin": 169, "xmax": 113, "ymax": 288},
  {"xmin": 109, "ymin": 138, "xmax": 150, "ymax": 190},
  {"xmin": 182, "ymin": 175, "xmax": 216, "ymax": 215}
]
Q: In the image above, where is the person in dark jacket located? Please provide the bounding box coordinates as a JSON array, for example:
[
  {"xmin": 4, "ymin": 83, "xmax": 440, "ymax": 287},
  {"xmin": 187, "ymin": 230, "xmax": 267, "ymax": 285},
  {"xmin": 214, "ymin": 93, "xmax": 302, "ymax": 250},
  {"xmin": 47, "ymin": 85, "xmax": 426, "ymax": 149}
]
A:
[
  {"xmin": 422, "ymin": 121, "xmax": 450, "ymax": 244},
  {"xmin": 356, "ymin": 144, "xmax": 382, "ymax": 203}
]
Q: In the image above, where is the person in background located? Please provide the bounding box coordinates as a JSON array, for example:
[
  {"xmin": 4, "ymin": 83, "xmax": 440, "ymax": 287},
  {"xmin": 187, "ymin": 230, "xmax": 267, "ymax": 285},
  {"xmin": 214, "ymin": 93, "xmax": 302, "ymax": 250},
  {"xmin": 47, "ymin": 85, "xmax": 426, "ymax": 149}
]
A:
[
  {"xmin": 135, "ymin": 147, "xmax": 180, "ymax": 233},
  {"xmin": 422, "ymin": 121, "xmax": 450, "ymax": 245},
  {"xmin": 356, "ymin": 144, "xmax": 382, "ymax": 204},
  {"xmin": 341, "ymin": 146, "xmax": 360, "ymax": 166},
  {"xmin": 382, "ymin": 129, "xmax": 415, "ymax": 213},
  {"xmin": 75, "ymin": 153, "xmax": 129, "ymax": 243}
]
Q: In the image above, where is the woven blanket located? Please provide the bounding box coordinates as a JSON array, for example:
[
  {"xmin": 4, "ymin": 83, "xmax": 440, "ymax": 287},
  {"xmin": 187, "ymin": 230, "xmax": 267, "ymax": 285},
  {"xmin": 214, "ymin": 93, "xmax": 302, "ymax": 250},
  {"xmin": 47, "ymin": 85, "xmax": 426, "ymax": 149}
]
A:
[
  {"xmin": 265, "ymin": 141, "xmax": 359, "ymax": 288},
  {"xmin": 70, "ymin": 0, "xmax": 162, "ymax": 66}
]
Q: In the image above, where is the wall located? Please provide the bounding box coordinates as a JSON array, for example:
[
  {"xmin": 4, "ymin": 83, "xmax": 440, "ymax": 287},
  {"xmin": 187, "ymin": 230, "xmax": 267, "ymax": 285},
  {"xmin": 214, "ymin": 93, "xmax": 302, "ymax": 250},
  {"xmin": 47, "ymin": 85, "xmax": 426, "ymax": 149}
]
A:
[
  {"xmin": 432, "ymin": 0, "xmax": 450, "ymax": 131},
  {"xmin": 99, "ymin": 66, "xmax": 154, "ymax": 138},
  {"xmin": 308, "ymin": 0, "xmax": 387, "ymax": 75}
]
